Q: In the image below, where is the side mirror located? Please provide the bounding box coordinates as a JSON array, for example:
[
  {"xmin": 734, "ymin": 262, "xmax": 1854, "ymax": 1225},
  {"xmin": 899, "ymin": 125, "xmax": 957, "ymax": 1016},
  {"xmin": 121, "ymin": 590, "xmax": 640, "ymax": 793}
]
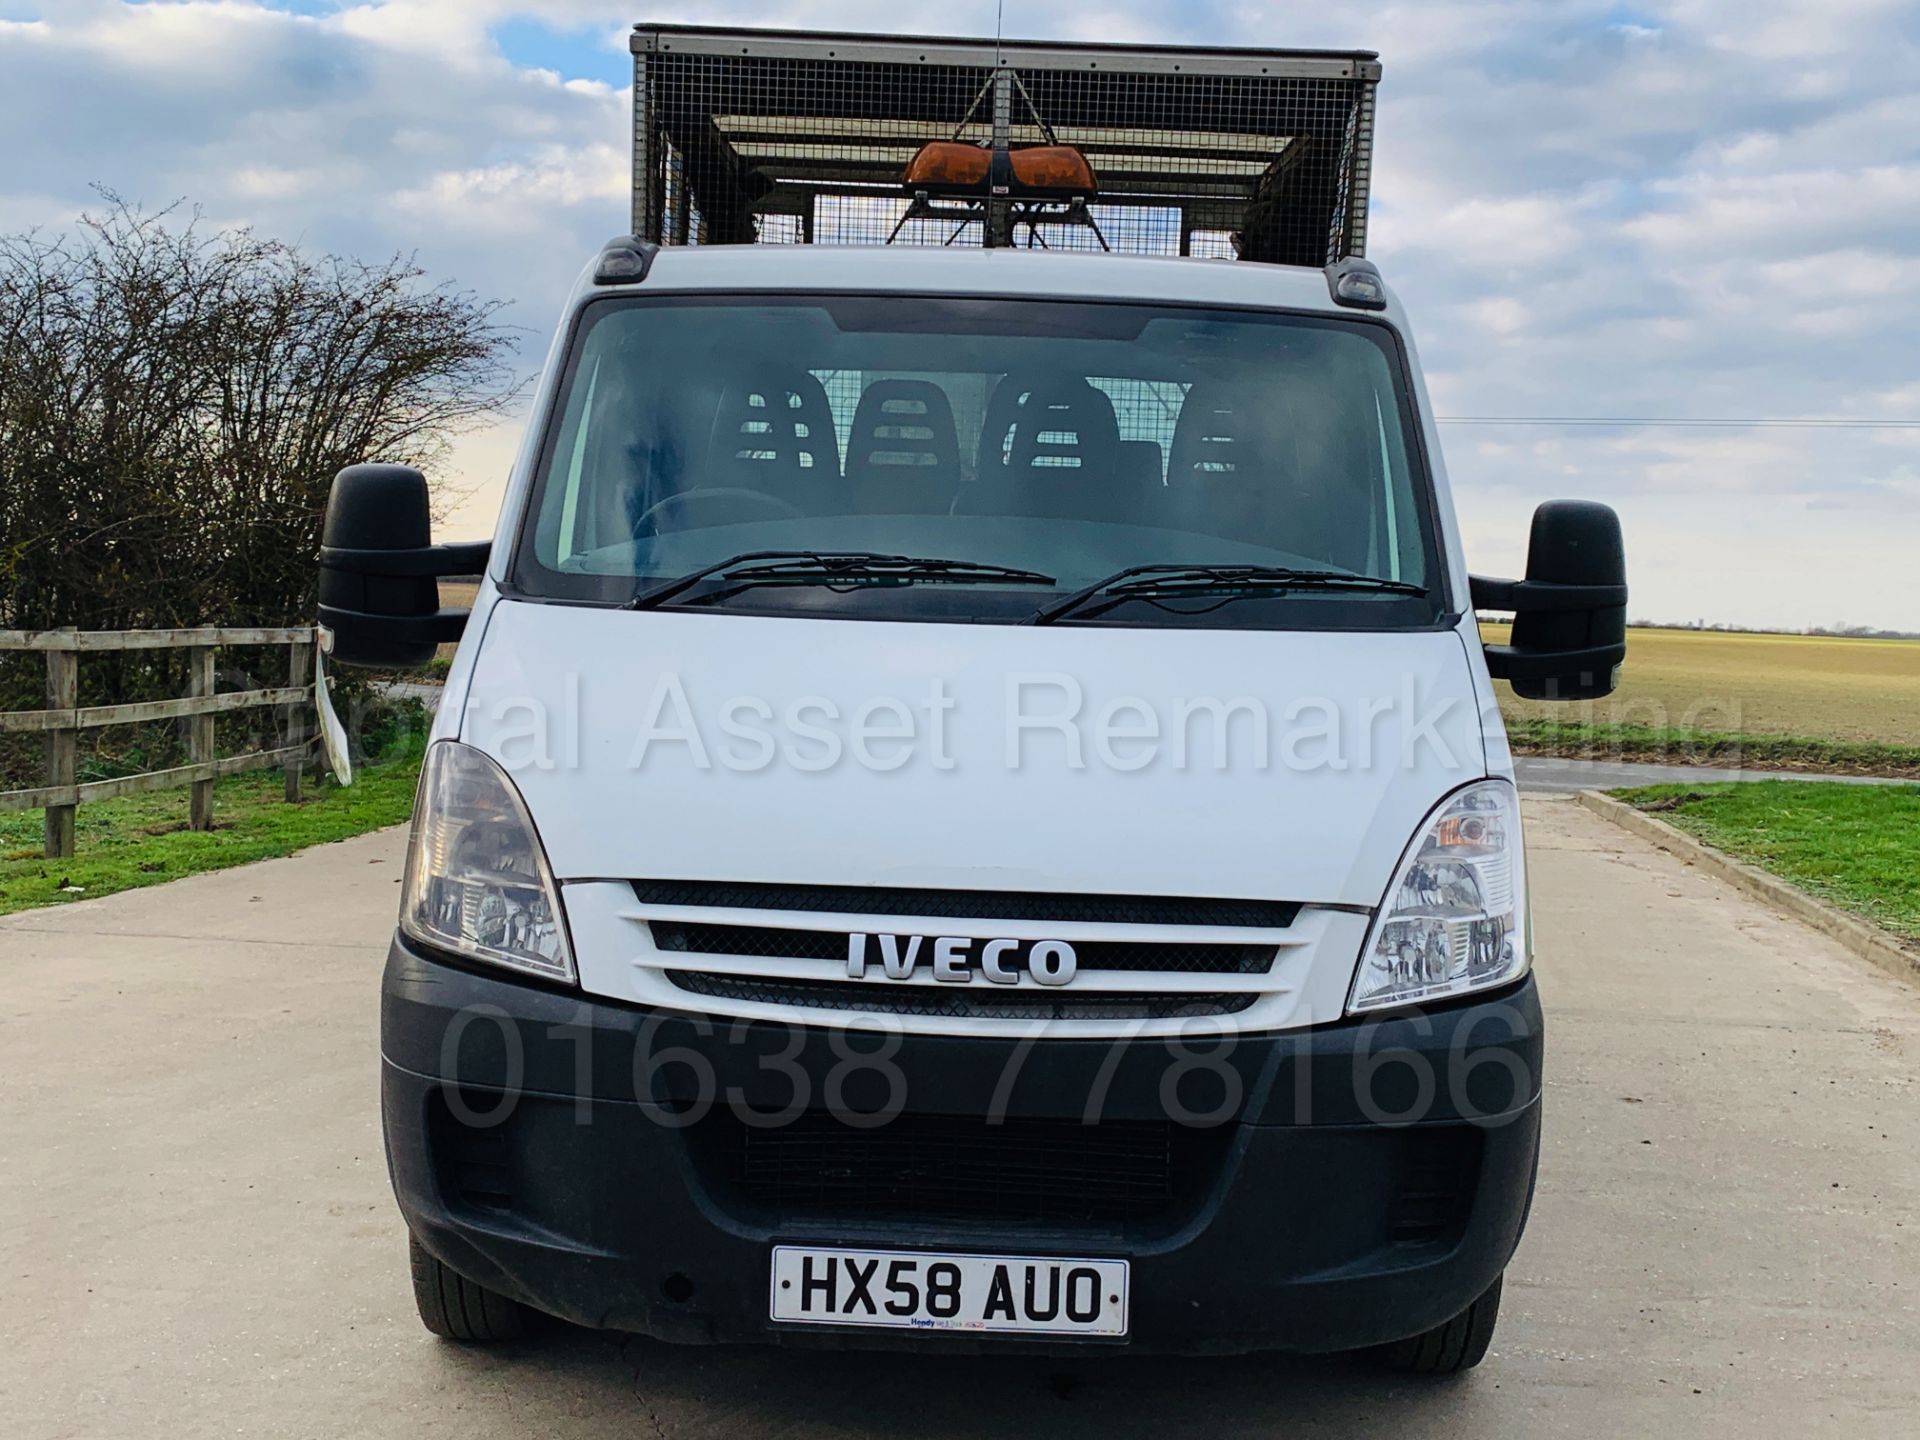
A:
[
  {"xmin": 318, "ymin": 463, "xmax": 491, "ymax": 669},
  {"xmin": 1472, "ymin": 500, "xmax": 1626, "ymax": 701}
]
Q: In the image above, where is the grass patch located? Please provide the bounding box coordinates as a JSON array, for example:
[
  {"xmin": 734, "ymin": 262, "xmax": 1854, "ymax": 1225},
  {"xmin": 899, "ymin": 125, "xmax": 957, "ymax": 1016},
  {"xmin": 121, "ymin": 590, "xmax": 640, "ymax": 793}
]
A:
[
  {"xmin": 1506, "ymin": 718, "xmax": 1920, "ymax": 778},
  {"xmin": 1612, "ymin": 780, "xmax": 1920, "ymax": 944},
  {"xmin": 0, "ymin": 759, "xmax": 420, "ymax": 917}
]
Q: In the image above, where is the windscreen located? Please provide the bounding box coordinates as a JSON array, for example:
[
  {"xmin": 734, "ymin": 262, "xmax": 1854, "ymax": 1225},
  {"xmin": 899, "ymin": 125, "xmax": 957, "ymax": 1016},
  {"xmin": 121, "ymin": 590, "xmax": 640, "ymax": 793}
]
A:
[{"xmin": 513, "ymin": 294, "xmax": 1442, "ymax": 629}]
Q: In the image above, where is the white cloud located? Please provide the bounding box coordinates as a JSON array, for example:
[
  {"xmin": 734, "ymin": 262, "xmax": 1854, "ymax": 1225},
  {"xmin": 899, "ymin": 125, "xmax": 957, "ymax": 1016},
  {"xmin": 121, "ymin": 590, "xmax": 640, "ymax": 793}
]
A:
[
  {"xmin": 392, "ymin": 142, "xmax": 626, "ymax": 232},
  {"xmin": 1378, "ymin": 191, "xmax": 1593, "ymax": 269},
  {"xmin": 1464, "ymin": 296, "xmax": 1531, "ymax": 337},
  {"xmin": 1625, "ymin": 165, "xmax": 1920, "ymax": 259}
]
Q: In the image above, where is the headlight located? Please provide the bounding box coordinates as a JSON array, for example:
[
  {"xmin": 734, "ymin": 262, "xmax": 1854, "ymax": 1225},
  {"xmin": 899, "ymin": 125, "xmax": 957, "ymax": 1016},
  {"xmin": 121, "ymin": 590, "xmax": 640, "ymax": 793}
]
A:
[
  {"xmin": 1349, "ymin": 780, "xmax": 1528, "ymax": 1013},
  {"xmin": 400, "ymin": 741, "xmax": 575, "ymax": 983}
]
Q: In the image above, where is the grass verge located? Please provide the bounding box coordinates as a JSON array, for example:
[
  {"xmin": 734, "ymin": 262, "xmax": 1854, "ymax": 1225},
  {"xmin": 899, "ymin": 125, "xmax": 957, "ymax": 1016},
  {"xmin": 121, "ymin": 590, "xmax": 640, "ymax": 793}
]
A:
[
  {"xmin": 1610, "ymin": 780, "xmax": 1920, "ymax": 945},
  {"xmin": 0, "ymin": 760, "xmax": 420, "ymax": 918},
  {"xmin": 1506, "ymin": 718, "xmax": 1920, "ymax": 779}
]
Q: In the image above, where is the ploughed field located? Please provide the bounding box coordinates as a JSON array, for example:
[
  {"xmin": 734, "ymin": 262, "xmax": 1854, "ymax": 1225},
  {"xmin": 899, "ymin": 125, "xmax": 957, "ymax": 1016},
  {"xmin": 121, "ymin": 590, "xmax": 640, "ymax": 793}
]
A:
[{"xmin": 1482, "ymin": 624, "xmax": 1920, "ymax": 756}]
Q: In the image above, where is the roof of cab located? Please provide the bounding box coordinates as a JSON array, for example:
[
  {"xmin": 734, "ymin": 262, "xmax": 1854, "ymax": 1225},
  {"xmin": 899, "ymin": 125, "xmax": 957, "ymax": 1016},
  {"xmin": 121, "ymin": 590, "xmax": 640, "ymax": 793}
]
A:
[{"xmin": 582, "ymin": 242, "xmax": 1374, "ymax": 317}]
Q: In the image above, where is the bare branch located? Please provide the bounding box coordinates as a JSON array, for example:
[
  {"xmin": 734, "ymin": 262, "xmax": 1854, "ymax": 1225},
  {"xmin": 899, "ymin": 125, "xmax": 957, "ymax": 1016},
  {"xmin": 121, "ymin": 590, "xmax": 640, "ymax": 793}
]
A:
[{"xmin": 0, "ymin": 195, "xmax": 520, "ymax": 630}]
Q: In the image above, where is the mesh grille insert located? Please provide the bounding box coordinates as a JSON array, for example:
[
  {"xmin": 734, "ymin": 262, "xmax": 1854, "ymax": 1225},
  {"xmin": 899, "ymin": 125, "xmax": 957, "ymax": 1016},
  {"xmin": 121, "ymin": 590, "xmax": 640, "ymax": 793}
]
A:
[
  {"xmin": 1387, "ymin": 1125, "xmax": 1486, "ymax": 1247},
  {"xmin": 668, "ymin": 971, "xmax": 1257, "ymax": 1020},
  {"xmin": 632, "ymin": 879, "xmax": 1299, "ymax": 930},
  {"xmin": 427, "ymin": 1088, "xmax": 516, "ymax": 1213},
  {"xmin": 706, "ymin": 1109, "xmax": 1226, "ymax": 1227}
]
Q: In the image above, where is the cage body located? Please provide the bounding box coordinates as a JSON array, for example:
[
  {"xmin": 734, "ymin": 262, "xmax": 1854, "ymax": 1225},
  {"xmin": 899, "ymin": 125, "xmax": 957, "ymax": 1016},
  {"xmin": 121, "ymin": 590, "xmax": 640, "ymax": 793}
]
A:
[{"xmin": 631, "ymin": 24, "xmax": 1380, "ymax": 266}]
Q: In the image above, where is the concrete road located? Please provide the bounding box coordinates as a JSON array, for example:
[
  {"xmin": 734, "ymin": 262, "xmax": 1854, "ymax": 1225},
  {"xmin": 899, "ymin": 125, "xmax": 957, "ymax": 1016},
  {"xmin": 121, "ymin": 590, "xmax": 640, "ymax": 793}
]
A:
[{"xmin": 4, "ymin": 798, "xmax": 1919, "ymax": 1439}]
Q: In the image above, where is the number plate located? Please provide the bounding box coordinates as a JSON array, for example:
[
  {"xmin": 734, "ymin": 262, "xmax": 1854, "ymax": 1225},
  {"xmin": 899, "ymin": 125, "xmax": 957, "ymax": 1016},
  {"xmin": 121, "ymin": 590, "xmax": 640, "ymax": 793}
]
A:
[{"xmin": 769, "ymin": 1246, "xmax": 1129, "ymax": 1338}]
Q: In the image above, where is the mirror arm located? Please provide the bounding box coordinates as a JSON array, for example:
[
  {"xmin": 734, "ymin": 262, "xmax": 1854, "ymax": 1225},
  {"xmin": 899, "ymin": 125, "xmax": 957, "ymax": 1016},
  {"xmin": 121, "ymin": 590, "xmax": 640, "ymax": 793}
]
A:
[
  {"xmin": 1483, "ymin": 641, "xmax": 1627, "ymax": 683},
  {"xmin": 1468, "ymin": 573, "xmax": 1516, "ymax": 611},
  {"xmin": 1470, "ymin": 573, "xmax": 1628, "ymax": 614},
  {"xmin": 316, "ymin": 607, "xmax": 473, "ymax": 647},
  {"xmin": 320, "ymin": 540, "xmax": 492, "ymax": 580}
]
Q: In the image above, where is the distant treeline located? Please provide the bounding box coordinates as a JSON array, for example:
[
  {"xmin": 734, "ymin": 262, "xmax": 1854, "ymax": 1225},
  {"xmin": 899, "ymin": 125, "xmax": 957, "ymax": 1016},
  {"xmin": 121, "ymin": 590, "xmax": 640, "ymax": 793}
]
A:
[
  {"xmin": 1629, "ymin": 621, "xmax": 1920, "ymax": 641},
  {"xmin": 1479, "ymin": 616, "xmax": 1919, "ymax": 641}
]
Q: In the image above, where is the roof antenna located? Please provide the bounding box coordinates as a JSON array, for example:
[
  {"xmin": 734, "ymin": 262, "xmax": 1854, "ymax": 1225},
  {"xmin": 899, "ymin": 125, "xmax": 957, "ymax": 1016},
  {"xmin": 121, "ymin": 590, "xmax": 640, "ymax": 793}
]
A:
[{"xmin": 986, "ymin": 1, "xmax": 1013, "ymax": 246}]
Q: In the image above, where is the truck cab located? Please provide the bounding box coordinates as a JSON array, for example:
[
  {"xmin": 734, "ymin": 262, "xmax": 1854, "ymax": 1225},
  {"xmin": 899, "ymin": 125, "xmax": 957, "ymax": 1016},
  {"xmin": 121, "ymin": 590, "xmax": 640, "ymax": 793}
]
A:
[{"xmin": 318, "ymin": 25, "xmax": 1624, "ymax": 1371}]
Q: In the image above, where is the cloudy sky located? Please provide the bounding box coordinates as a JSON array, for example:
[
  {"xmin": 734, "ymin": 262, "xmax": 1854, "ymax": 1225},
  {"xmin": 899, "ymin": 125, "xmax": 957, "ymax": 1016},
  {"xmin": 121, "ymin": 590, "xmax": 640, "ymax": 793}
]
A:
[{"xmin": 3, "ymin": 0, "xmax": 1917, "ymax": 630}]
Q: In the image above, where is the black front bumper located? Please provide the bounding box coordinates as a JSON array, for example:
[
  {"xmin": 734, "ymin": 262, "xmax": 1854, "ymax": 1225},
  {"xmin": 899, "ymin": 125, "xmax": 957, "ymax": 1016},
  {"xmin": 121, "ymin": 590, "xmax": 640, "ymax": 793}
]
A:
[{"xmin": 383, "ymin": 936, "xmax": 1542, "ymax": 1356}]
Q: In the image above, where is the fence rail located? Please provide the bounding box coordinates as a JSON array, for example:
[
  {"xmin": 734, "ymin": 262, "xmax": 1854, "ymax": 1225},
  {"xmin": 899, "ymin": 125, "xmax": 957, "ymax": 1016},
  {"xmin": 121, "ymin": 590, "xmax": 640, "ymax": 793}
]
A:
[{"xmin": 0, "ymin": 627, "xmax": 317, "ymax": 858}]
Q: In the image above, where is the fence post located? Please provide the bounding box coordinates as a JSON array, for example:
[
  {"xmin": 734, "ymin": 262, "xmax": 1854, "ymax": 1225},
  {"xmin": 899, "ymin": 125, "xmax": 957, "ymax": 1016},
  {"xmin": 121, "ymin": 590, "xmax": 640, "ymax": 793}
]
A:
[
  {"xmin": 189, "ymin": 644, "xmax": 216, "ymax": 831},
  {"xmin": 285, "ymin": 632, "xmax": 313, "ymax": 803},
  {"xmin": 43, "ymin": 643, "xmax": 78, "ymax": 860}
]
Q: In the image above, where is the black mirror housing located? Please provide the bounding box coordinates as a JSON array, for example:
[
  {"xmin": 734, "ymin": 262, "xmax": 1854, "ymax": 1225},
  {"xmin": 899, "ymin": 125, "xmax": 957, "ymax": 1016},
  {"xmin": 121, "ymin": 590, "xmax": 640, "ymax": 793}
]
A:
[
  {"xmin": 318, "ymin": 463, "xmax": 490, "ymax": 669},
  {"xmin": 1473, "ymin": 500, "xmax": 1626, "ymax": 701}
]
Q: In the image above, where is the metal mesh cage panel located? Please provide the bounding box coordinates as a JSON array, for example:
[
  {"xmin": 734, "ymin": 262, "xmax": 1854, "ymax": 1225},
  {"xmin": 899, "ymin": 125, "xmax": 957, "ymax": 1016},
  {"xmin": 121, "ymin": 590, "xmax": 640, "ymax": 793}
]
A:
[{"xmin": 632, "ymin": 26, "xmax": 1379, "ymax": 266}]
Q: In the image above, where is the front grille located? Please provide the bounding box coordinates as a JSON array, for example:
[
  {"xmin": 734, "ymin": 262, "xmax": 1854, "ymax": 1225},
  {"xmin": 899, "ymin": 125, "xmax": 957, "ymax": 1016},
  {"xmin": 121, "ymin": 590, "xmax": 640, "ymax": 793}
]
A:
[
  {"xmin": 632, "ymin": 879, "xmax": 1299, "ymax": 930},
  {"xmin": 629, "ymin": 879, "xmax": 1305, "ymax": 1029},
  {"xmin": 707, "ymin": 1110, "xmax": 1224, "ymax": 1228},
  {"xmin": 669, "ymin": 971, "xmax": 1258, "ymax": 1021},
  {"xmin": 652, "ymin": 920, "xmax": 1275, "ymax": 974}
]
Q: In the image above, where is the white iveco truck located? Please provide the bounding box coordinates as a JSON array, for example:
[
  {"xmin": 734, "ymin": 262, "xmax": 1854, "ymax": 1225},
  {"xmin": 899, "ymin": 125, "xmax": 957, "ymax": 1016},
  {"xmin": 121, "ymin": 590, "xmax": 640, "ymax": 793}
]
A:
[{"xmin": 318, "ymin": 24, "xmax": 1625, "ymax": 1373}]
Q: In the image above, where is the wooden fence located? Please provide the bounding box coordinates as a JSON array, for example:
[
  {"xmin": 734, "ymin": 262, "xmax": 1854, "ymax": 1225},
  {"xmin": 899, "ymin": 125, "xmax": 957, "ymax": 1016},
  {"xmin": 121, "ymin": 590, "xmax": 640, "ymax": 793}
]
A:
[{"xmin": 0, "ymin": 627, "xmax": 317, "ymax": 859}]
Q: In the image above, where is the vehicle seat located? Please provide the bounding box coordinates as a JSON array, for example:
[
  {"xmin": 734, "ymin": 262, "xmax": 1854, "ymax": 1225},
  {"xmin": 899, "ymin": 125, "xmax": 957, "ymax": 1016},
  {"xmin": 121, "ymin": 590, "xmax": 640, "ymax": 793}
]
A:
[
  {"xmin": 972, "ymin": 371, "xmax": 1044, "ymax": 482},
  {"xmin": 1166, "ymin": 381, "xmax": 1279, "ymax": 537},
  {"xmin": 703, "ymin": 369, "xmax": 841, "ymax": 513},
  {"xmin": 1169, "ymin": 382, "xmax": 1265, "ymax": 490},
  {"xmin": 1117, "ymin": 439, "xmax": 1166, "ymax": 494},
  {"xmin": 570, "ymin": 367, "xmax": 699, "ymax": 551},
  {"xmin": 1169, "ymin": 380, "xmax": 1362, "ymax": 565},
  {"xmin": 844, "ymin": 380, "xmax": 960, "ymax": 514},
  {"xmin": 964, "ymin": 377, "xmax": 1125, "ymax": 520}
]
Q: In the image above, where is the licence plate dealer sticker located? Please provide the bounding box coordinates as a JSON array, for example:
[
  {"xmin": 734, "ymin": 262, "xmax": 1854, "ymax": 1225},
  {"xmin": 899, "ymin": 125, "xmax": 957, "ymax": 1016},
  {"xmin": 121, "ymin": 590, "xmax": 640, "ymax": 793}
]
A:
[{"xmin": 770, "ymin": 1247, "xmax": 1129, "ymax": 1338}]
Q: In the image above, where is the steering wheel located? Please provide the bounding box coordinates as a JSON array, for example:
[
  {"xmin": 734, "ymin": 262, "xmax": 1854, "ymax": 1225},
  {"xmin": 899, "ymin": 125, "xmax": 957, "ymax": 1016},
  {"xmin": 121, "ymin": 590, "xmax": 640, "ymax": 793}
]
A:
[{"xmin": 637, "ymin": 487, "xmax": 807, "ymax": 534}]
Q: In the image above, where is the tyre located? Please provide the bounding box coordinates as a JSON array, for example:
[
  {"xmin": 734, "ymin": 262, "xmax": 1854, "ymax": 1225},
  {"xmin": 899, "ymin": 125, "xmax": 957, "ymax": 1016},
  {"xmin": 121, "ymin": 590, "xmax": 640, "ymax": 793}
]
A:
[
  {"xmin": 1380, "ymin": 1274, "xmax": 1502, "ymax": 1375},
  {"xmin": 409, "ymin": 1232, "xmax": 529, "ymax": 1342}
]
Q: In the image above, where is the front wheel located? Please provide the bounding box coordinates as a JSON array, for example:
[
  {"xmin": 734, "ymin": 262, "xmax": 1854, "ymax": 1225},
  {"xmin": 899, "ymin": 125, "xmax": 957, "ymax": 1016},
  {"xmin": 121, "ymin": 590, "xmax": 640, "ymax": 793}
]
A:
[
  {"xmin": 409, "ymin": 1233, "xmax": 528, "ymax": 1342},
  {"xmin": 1380, "ymin": 1274, "xmax": 1502, "ymax": 1375}
]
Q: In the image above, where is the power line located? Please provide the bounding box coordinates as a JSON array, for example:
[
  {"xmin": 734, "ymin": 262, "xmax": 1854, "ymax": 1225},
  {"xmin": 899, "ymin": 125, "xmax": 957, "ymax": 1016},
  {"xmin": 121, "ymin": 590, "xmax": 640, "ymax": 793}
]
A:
[{"xmin": 1435, "ymin": 416, "xmax": 1920, "ymax": 429}]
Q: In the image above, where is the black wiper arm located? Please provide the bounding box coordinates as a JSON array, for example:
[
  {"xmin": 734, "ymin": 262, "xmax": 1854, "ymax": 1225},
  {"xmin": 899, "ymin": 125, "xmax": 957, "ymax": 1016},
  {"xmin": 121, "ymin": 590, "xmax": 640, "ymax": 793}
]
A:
[
  {"xmin": 629, "ymin": 551, "xmax": 1057, "ymax": 610},
  {"xmin": 1026, "ymin": 564, "xmax": 1427, "ymax": 626}
]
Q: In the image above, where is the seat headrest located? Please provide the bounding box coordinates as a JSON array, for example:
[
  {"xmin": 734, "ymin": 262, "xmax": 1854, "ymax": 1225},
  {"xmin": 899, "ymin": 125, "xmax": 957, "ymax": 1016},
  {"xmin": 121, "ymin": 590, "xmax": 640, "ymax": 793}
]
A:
[
  {"xmin": 1007, "ymin": 380, "xmax": 1122, "ymax": 472},
  {"xmin": 845, "ymin": 380, "xmax": 960, "ymax": 514},
  {"xmin": 1168, "ymin": 381, "xmax": 1267, "ymax": 486},
  {"xmin": 707, "ymin": 370, "xmax": 840, "ymax": 496}
]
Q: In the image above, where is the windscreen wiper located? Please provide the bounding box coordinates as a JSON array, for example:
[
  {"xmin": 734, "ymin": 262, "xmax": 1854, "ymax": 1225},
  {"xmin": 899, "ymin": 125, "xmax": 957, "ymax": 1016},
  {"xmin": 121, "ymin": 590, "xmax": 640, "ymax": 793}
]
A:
[
  {"xmin": 1026, "ymin": 563, "xmax": 1428, "ymax": 626},
  {"xmin": 628, "ymin": 551, "xmax": 1058, "ymax": 610}
]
